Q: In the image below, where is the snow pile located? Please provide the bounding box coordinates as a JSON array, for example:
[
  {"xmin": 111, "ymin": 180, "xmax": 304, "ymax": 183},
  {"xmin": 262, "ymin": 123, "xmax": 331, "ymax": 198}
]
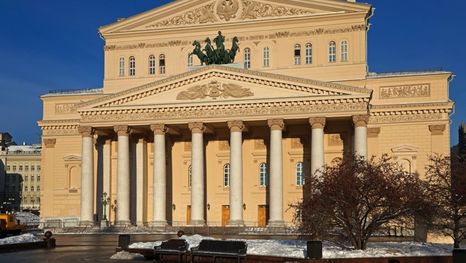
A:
[
  {"xmin": 14, "ymin": 212, "xmax": 40, "ymax": 227},
  {"xmin": 0, "ymin": 233, "xmax": 42, "ymax": 245},
  {"xmin": 110, "ymin": 251, "xmax": 146, "ymax": 260},
  {"xmin": 125, "ymin": 235, "xmax": 453, "ymax": 259}
]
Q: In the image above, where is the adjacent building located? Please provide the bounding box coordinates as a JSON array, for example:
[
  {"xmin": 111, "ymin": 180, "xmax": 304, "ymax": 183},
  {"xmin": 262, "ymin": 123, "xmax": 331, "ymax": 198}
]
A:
[{"xmin": 38, "ymin": 0, "xmax": 454, "ymax": 227}]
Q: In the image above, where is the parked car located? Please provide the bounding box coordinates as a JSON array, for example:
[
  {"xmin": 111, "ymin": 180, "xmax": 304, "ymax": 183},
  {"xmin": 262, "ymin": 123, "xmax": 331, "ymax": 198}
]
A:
[{"xmin": 0, "ymin": 214, "xmax": 26, "ymax": 237}]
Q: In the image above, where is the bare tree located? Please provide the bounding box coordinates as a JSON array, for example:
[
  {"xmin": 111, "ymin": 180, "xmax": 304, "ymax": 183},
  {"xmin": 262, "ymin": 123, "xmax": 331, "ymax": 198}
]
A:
[
  {"xmin": 294, "ymin": 155, "xmax": 430, "ymax": 250},
  {"xmin": 426, "ymin": 154, "xmax": 466, "ymax": 248}
]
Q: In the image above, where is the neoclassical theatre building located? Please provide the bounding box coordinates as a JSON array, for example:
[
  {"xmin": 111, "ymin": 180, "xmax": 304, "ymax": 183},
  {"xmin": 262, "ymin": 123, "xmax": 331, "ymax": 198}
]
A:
[{"xmin": 39, "ymin": 0, "xmax": 453, "ymax": 227}]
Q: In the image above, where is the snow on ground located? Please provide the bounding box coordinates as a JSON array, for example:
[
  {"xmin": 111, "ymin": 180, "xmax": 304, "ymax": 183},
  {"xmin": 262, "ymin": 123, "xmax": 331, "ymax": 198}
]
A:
[
  {"xmin": 14, "ymin": 212, "xmax": 40, "ymax": 227},
  {"xmin": 0, "ymin": 233, "xmax": 42, "ymax": 245},
  {"xmin": 110, "ymin": 251, "xmax": 146, "ymax": 260},
  {"xmin": 123, "ymin": 235, "xmax": 453, "ymax": 259}
]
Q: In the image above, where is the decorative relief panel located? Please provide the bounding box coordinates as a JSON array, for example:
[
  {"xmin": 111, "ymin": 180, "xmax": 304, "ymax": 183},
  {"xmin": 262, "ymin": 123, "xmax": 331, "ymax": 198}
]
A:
[
  {"xmin": 241, "ymin": 0, "xmax": 312, "ymax": 20},
  {"xmin": 55, "ymin": 103, "xmax": 76, "ymax": 114},
  {"xmin": 146, "ymin": 3, "xmax": 217, "ymax": 28},
  {"xmin": 328, "ymin": 134, "xmax": 343, "ymax": 147},
  {"xmin": 380, "ymin": 84, "xmax": 430, "ymax": 99},
  {"xmin": 370, "ymin": 113, "xmax": 444, "ymax": 124},
  {"xmin": 176, "ymin": 81, "xmax": 254, "ymax": 100},
  {"xmin": 216, "ymin": 0, "xmax": 242, "ymax": 21}
]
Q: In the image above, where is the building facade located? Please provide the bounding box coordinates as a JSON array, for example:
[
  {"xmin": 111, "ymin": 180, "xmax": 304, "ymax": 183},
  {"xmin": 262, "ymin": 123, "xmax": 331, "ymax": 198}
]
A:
[
  {"xmin": 0, "ymin": 142, "xmax": 41, "ymax": 212},
  {"xmin": 39, "ymin": 0, "xmax": 453, "ymax": 227}
]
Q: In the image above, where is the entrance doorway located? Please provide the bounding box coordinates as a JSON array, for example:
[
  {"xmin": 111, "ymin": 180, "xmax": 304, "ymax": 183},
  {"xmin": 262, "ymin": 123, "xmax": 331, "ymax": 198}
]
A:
[
  {"xmin": 222, "ymin": 205, "xmax": 230, "ymax": 226},
  {"xmin": 257, "ymin": 205, "xmax": 268, "ymax": 227}
]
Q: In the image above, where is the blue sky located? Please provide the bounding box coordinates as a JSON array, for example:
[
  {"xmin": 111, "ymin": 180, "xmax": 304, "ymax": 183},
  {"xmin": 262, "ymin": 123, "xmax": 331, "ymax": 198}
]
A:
[{"xmin": 0, "ymin": 0, "xmax": 464, "ymax": 146}]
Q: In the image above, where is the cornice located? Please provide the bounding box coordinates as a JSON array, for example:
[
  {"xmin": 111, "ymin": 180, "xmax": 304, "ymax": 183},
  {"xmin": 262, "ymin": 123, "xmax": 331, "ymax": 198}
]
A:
[
  {"xmin": 370, "ymin": 102, "xmax": 454, "ymax": 115},
  {"xmin": 77, "ymin": 66, "xmax": 370, "ymax": 110}
]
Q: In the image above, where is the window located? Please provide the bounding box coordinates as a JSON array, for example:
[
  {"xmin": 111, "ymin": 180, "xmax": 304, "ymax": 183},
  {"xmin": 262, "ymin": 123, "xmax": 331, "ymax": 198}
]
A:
[
  {"xmin": 149, "ymin": 55, "xmax": 156, "ymax": 75},
  {"xmin": 341, "ymin": 40, "xmax": 348, "ymax": 62},
  {"xmin": 294, "ymin": 44, "xmax": 301, "ymax": 65},
  {"xmin": 223, "ymin": 163, "xmax": 230, "ymax": 187},
  {"xmin": 37, "ymin": 165, "xmax": 41, "ymax": 171},
  {"xmin": 37, "ymin": 176, "xmax": 40, "ymax": 181},
  {"xmin": 37, "ymin": 186, "xmax": 40, "ymax": 191},
  {"xmin": 25, "ymin": 165, "xmax": 29, "ymax": 171},
  {"xmin": 259, "ymin": 163, "xmax": 268, "ymax": 187},
  {"xmin": 244, "ymin": 48, "xmax": 251, "ymax": 69},
  {"xmin": 25, "ymin": 176, "xmax": 28, "ymax": 181},
  {"xmin": 31, "ymin": 166, "xmax": 35, "ymax": 171},
  {"xmin": 187, "ymin": 54, "xmax": 193, "ymax": 67},
  {"xmin": 119, "ymin": 57, "xmax": 125, "ymax": 76},
  {"xmin": 12, "ymin": 165, "xmax": 16, "ymax": 171},
  {"xmin": 159, "ymin": 54, "xmax": 166, "ymax": 74},
  {"xmin": 129, "ymin": 56, "xmax": 136, "ymax": 76},
  {"xmin": 329, "ymin": 41, "xmax": 336, "ymax": 63},
  {"xmin": 19, "ymin": 165, "xmax": 23, "ymax": 171},
  {"xmin": 305, "ymin": 43, "xmax": 313, "ymax": 64},
  {"xmin": 6, "ymin": 165, "xmax": 10, "ymax": 171},
  {"xmin": 263, "ymin": 47, "xmax": 270, "ymax": 67},
  {"xmin": 188, "ymin": 165, "xmax": 192, "ymax": 188},
  {"xmin": 296, "ymin": 162, "xmax": 305, "ymax": 186},
  {"xmin": 25, "ymin": 186, "xmax": 28, "ymax": 191},
  {"xmin": 31, "ymin": 186, "xmax": 34, "ymax": 191}
]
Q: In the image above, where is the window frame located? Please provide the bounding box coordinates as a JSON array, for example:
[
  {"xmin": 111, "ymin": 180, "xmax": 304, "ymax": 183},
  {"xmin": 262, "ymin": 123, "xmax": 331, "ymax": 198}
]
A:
[
  {"xmin": 296, "ymin": 162, "xmax": 305, "ymax": 186},
  {"xmin": 159, "ymin": 54, "xmax": 166, "ymax": 74},
  {"xmin": 294, "ymin": 44, "xmax": 301, "ymax": 65},
  {"xmin": 329, "ymin": 41, "xmax": 337, "ymax": 63},
  {"xmin": 188, "ymin": 165, "xmax": 192, "ymax": 188},
  {"xmin": 187, "ymin": 54, "xmax": 193, "ymax": 67},
  {"xmin": 341, "ymin": 40, "xmax": 349, "ymax": 62},
  {"xmin": 149, "ymin": 55, "xmax": 156, "ymax": 75},
  {"xmin": 305, "ymin": 43, "xmax": 313, "ymax": 64},
  {"xmin": 244, "ymin": 48, "xmax": 251, "ymax": 69},
  {"xmin": 263, "ymin": 47, "xmax": 270, "ymax": 67},
  {"xmin": 259, "ymin": 163, "xmax": 268, "ymax": 187},
  {"xmin": 119, "ymin": 57, "xmax": 125, "ymax": 77},
  {"xmin": 129, "ymin": 56, "xmax": 136, "ymax": 76},
  {"xmin": 223, "ymin": 163, "xmax": 230, "ymax": 188}
]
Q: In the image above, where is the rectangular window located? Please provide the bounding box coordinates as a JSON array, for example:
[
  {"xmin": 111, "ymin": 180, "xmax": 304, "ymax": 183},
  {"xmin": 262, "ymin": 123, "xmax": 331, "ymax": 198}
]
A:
[
  {"xmin": 19, "ymin": 165, "xmax": 23, "ymax": 171},
  {"xmin": 294, "ymin": 45, "xmax": 301, "ymax": 65},
  {"xmin": 31, "ymin": 186, "xmax": 34, "ymax": 191},
  {"xmin": 149, "ymin": 55, "xmax": 156, "ymax": 75},
  {"xmin": 329, "ymin": 42, "xmax": 337, "ymax": 63},
  {"xmin": 6, "ymin": 165, "xmax": 10, "ymax": 171},
  {"xmin": 341, "ymin": 41, "xmax": 349, "ymax": 62},
  {"xmin": 25, "ymin": 175, "xmax": 28, "ymax": 181},
  {"xmin": 37, "ymin": 165, "xmax": 41, "ymax": 171},
  {"xmin": 12, "ymin": 165, "xmax": 16, "ymax": 171},
  {"xmin": 31, "ymin": 166, "xmax": 35, "ymax": 171},
  {"xmin": 159, "ymin": 55, "xmax": 166, "ymax": 74},
  {"xmin": 244, "ymin": 48, "xmax": 251, "ymax": 69},
  {"xmin": 37, "ymin": 176, "xmax": 40, "ymax": 181},
  {"xmin": 25, "ymin": 165, "xmax": 29, "ymax": 171},
  {"xmin": 263, "ymin": 47, "xmax": 270, "ymax": 67},
  {"xmin": 119, "ymin": 57, "xmax": 125, "ymax": 77},
  {"xmin": 305, "ymin": 44, "xmax": 312, "ymax": 64},
  {"xmin": 129, "ymin": 57, "xmax": 136, "ymax": 76},
  {"xmin": 187, "ymin": 54, "xmax": 193, "ymax": 67}
]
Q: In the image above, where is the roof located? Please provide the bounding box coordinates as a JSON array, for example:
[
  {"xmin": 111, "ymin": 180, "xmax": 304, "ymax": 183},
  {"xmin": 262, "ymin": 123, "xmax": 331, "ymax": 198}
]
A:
[
  {"xmin": 42, "ymin": 88, "xmax": 103, "ymax": 97},
  {"xmin": 7, "ymin": 145, "xmax": 42, "ymax": 154},
  {"xmin": 367, "ymin": 70, "xmax": 453, "ymax": 79}
]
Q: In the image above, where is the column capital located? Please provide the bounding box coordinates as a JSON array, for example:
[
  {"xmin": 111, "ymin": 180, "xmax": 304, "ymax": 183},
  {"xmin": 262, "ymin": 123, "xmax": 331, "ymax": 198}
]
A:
[
  {"xmin": 114, "ymin": 125, "xmax": 130, "ymax": 136},
  {"xmin": 267, "ymin": 119, "xmax": 285, "ymax": 131},
  {"xmin": 189, "ymin": 122, "xmax": 205, "ymax": 134},
  {"xmin": 151, "ymin": 124, "xmax": 168, "ymax": 135},
  {"xmin": 228, "ymin": 120, "xmax": 245, "ymax": 133},
  {"xmin": 352, "ymin": 115, "xmax": 370, "ymax": 127},
  {"xmin": 78, "ymin": 126, "xmax": 94, "ymax": 137},
  {"xmin": 309, "ymin": 117, "xmax": 326, "ymax": 129}
]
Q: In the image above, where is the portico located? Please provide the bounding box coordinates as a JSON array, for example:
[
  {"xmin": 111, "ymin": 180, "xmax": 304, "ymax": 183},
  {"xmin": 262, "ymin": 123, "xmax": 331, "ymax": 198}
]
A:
[{"xmin": 77, "ymin": 66, "xmax": 371, "ymax": 226}]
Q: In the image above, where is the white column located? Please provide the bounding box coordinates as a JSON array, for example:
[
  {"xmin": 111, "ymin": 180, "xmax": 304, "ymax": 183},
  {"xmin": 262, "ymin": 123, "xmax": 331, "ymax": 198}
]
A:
[
  {"xmin": 228, "ymin": 121, "xmax": 245, "ymax": 226},
  {"xmin": 151, "ymin": 124, "xmax": 168, "ymax": 227},
  {"xmin": 103, "ymin": 139, "xmax": 111, "ymax": 220},
  {"xmin": 309, "ymin": 117, "xmax": 326, "ymax": 176},
  {"xmin": 79, "ymin": 127, "xmax": 94, "ymax": 226},
  {"xmin": 353, "ymin": 115, "xmax": 369, "ymax": 159},
  {"xmin": 189, "ymin": 122, "xmax": 206, "ymax": 226},
  {"xmin": 114, "ymin": 125, "xmax": 131, "ymax": 226},
  {"xmin": 267, "ymin": 119, "xmax": 285, "ymax": 227},
  {"xmin": 136, "ymin": 138, "xmax": 147, "ymax": 226}
]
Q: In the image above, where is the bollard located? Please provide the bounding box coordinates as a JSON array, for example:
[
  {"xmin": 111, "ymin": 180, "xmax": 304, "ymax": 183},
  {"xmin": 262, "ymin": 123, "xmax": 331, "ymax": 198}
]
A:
[
  {"xmin": 453, "ymin": 249, "xmax": 466, "ymax": 263},
  {"xmin": 43, "ymin": 231, "xmax": 56, "ymax": 249},
  {"xmin": 306, "ymin": 240, "xmax": 322, "ymax": 259},
  {"xmin": 118, "ymin": 234, "xmax": 131, "ymax": 250}
]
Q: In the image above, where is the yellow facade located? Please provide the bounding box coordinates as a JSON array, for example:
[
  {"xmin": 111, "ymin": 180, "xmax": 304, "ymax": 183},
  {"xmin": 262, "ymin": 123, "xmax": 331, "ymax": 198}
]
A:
[{"xmin": 39, "ymin": 0, "xmax": 453, "ymax": 227}]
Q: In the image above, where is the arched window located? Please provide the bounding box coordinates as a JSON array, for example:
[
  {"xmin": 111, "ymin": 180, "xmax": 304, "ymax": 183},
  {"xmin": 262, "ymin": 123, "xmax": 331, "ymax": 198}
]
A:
[
  {"xmin": 296, "ymin": 162, "xmax": 304, "ymax": 186},
  {"xmin": 24, "ymin": 186, "xmax": 28, "ymax": 191},
  {"xmin": 149, "ymin": 55, "xmax": 156, "ymax": 75},
  {"xmin": 259, "ymin": 163, "xmax": 268, "ymax": 187},
  {"xmin": 119, "ymin": 57, "xmax": 125, "ymax": 76},
  {"xmin": 188, "ymin": 165, "xmax": 192, "ymax": 187},
  {"xmin": 129, "ymin": 56, "xmax": 136, "ymax": 76},
  {"xmin": 223, "ymin": 163, "xmax": 230, "ymax": 187},
  {"xmin": 305, "ymin": 43, "xmax": 313, "ymax": 64},
  {"xmin": 159, "ymin": 54, "xmax": 166, "ymax": 74},
  {"xmin": 187, "ymin": 54, "xmax": 193, "ymax": 67},
  {"xmin": 294, "ymin": 44, "xmax": 301, "ymax": 65},
  {"xmin": 263, "ymin": 47, "xmax": 270, "ymax": 67},
  {"xmin": 341, "ymin": 40, "xmax": 349, "ymax": 62},
  {"xmin": 244, "ymin": 48, "xmax": 251, "ymax": 69},
  {"xmin": 328, "ymin": 41, "xmax": 336, "ymax": 63}
]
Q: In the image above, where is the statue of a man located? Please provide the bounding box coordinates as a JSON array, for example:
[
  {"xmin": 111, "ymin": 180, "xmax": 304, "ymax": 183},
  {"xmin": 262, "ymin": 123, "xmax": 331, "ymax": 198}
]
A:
[{"xmin": 213, "ymin": 31, "xmax": 225, "ymax": 52}]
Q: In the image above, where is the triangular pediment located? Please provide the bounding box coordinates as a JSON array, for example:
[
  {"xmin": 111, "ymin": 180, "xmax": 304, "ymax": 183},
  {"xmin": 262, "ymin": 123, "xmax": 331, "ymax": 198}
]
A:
[
  {"xmin": 78, "ymin": 65, "xmax": 371, "ymax": 112},
  {"xmin": 100, "ymin": 0, "xmax": 371, "ymax": 33},
  {"xmin": 391, "ymin": 145, "xmax": 419, "ymax": 154}
]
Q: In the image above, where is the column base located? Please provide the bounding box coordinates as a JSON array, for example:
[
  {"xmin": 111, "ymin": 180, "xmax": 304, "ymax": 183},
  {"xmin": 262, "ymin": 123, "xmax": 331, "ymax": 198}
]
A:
[
  {"xmin": 149, "ymin": 220, "xmax": 168, "ymax": 227},
  {"xmin": 267, "ymin": 220, "xmax": 286, "ymax": 228},
  {"xmin": 100, "ymin": 220, "xmax": 109, "ymax": 228},
  {"xmin": 79, "ymin": 221, "xmax": 95, "ymax": 227},
  {"xmin": 136, "ymin": 221, "xmax": 146, "ymax": 227},
  {"xmin": 227, "ymin": 220, "xmax": 245, "ymax": 227},
  {"xmin": 189, "ymin": 220, "xmax": 206, "ymax": 226},
  {"xmin": 115, "ymin": 220, "xmax": 132, "ymax": 227}
]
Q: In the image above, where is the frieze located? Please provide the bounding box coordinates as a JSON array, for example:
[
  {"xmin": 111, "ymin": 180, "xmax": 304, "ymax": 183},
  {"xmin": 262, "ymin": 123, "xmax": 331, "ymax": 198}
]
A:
[
  {"xmin": 55, "ymin": 103, "xmax": 77, "ymax": 114},
  {"xmin": 176, "ymin": 81, "xmax": 253, "ymax": 100},
  {"xmin": 104, "ymin": 24, "xmax": 366, "ymax": 51},
  {"xmin": 81, "ymin": 101, "xmax": 368, "ymax": 123},
  {"xmin": 369, "ymin": 113, "xmax": 444, "ymax": 124},
  {"xmin": 42, "ymin": 129, "xmax": 80, "ymax": 136},
  {"xmin": 241, "ymin": 0, "xmax": 312, "ymax": 20},
  {"xmin": 380, "ymin": 84, "xmax": 430, "ymax": 99},
  {"xmin": 146, "ymin": 3, "xmax": 216, "ymax": 28}
]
